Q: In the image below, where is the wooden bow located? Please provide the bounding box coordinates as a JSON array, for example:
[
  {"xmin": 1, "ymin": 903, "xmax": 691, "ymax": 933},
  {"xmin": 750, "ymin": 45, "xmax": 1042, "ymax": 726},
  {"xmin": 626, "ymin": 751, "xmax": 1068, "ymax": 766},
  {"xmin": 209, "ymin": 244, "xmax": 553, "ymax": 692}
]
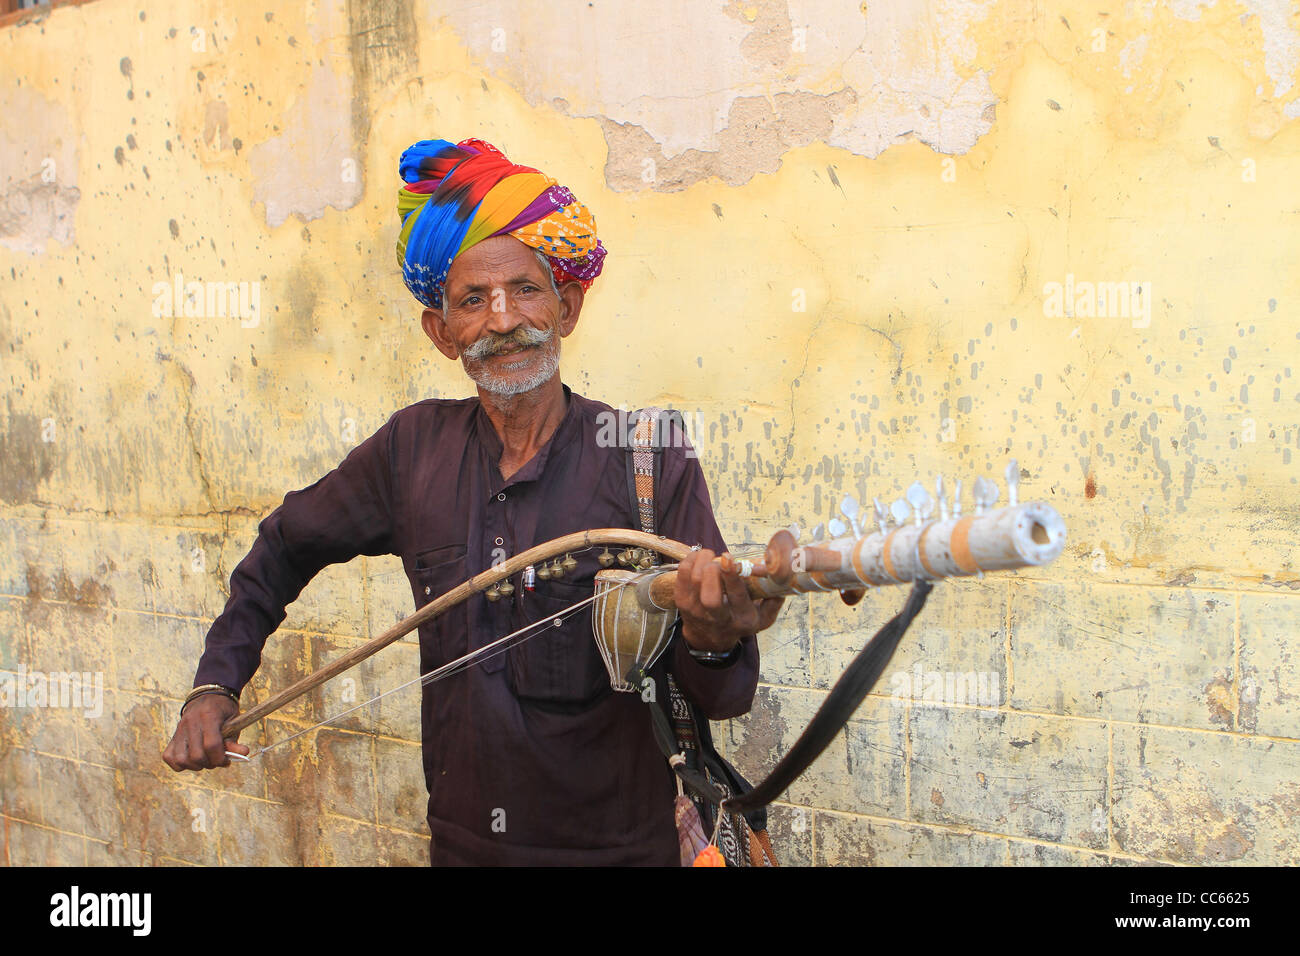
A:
[{"xmin": 221, "ymin": 529, "xmax": 694, "ymax": 738}]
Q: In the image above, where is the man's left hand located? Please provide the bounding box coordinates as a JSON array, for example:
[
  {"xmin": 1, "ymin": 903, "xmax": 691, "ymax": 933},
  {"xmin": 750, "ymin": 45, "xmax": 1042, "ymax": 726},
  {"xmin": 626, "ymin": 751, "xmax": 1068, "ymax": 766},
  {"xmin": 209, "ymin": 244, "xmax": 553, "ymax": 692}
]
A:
[{"xmin": 674, "ymin": 548, "xmax": 785, "ymax": 655}]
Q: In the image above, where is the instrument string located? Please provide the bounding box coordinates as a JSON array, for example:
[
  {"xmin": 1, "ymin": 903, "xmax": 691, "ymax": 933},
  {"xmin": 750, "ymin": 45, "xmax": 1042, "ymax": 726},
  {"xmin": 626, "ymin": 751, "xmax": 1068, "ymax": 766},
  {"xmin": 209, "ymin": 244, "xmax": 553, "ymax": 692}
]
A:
[
  {"xmin": 237, "ymin": 541, "xmax": 773, "ymax": 760},
  {"xmin": 247, "ymin": 580, "xmax": 636, "ymax": 759}
]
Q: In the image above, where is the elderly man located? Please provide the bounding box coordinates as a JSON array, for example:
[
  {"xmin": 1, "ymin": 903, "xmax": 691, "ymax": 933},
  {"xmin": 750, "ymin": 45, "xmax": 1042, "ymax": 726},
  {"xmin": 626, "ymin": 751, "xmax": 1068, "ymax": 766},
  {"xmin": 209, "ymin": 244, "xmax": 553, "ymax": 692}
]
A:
[{"xmin": 163, "ymin": 137, "xmax": 782, "ymax": 865}]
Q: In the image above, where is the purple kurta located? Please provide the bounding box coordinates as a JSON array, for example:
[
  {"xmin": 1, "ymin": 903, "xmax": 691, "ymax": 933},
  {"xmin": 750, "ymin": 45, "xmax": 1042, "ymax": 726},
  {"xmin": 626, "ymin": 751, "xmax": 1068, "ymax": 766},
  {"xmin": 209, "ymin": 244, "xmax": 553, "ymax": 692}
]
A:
[{"xmin": 194, "ymin": 385, "xmax": 758, "ymax": 865}]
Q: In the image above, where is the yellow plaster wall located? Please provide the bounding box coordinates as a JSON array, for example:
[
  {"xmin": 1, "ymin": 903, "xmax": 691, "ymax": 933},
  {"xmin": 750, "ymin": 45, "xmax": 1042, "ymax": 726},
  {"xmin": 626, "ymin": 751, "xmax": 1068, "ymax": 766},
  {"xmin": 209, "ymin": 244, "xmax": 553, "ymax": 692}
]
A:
[{"xmin": 1, "ymin": 0, "xmax": 1297, "ymax": 865}]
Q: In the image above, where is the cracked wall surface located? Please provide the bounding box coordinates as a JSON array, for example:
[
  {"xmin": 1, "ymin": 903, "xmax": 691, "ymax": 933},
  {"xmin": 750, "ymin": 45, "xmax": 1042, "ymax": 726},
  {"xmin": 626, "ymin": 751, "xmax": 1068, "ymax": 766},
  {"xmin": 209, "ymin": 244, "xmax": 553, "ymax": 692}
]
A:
[
  {"xmin": 0, "ymin": 85, "xmax": 81, "ymax": 252},
  {"xmin": 1, "ymin": 0, "xmax": 1298, "ymax": 867}
]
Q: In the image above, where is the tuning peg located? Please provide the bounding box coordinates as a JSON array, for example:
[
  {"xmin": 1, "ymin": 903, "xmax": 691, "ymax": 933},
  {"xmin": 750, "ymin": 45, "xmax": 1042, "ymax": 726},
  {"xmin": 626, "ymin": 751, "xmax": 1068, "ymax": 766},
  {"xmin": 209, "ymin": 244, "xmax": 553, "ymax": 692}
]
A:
[
  {"xmin": 973, "ymin": 476, "xmax": 999, "ymax": 515},
  {"xmin": 873, "ymin": 497, "xmax": 889, "ymax": 533},
  {"xmin": 890, "ymin": 498, "xmax": 910, "ymax": 526},
  {"xmin": 952, "ymin": 479, "xmax": 963, "ymax": 518},
  {"xmin": 811, "ymin": 523, "xmax": 825, "ymax": 542},
  {"xmin": 906, "ymin": 481, "xmax": 933, "ymax": 525},
  {"xmin": 786, "ymin": 522, "xmax": 802, "ymax": 542},
  {"xmin": 936, "ymin": 475, "xmax": 949, "ymax": 521},
  {"xmin": 1005, "ymin": 459, "xmax": 1020, "ymax": 507},
  {"xmin": 828, "ymin": 517, "xmax": 847, "ymax": 537},
  {"xmin": 840, "ymin": 495, "xmax": 863, "ymax": 537}
]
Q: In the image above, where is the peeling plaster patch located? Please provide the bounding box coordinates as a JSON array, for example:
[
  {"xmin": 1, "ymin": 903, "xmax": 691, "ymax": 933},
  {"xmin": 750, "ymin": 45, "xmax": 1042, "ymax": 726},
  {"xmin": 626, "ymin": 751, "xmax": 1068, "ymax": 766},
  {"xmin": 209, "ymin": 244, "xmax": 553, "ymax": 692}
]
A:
[
  {"xmin": 725, "ymin": 0, "xmax": 795, "ymax": 69},
  {"xmin": 1119, "ymin": 35, "xmax": 1151, "ymax": 79},
  {"xmin": 0, "ymin": 86, "xmax": 80, "ymax": 253},
  {"xmin": 249, "ymin": 66, "xmax": 363, "ymax": 227},
  {"xmin": 429, "ymin": 0, "xmax": 1000, "ymax": 190},
  {"xmin": 1169, "ymin": 0, "xmax": 1217, "ymax": 20},
  {"xmin": 430, "ymin": 0, "xmax": 759, "ymax": 159},
  {"xmin": 1203, "ymin": 675, "xmax": 1235, "ymax": 725},
  {"xmin": 248, "ymin": 0, "xmax": 416, "ymax": 225},
  {"xmin": 1237, "ymin": 0, "xmax": 1300, "ymax": 98},
  {"xmin": 601, "ymin": 89, "xmax": 857, "ymax": 192},
  {"xmin": 828, "ymin": 0, "xmax": 998, "ymax": 158}
]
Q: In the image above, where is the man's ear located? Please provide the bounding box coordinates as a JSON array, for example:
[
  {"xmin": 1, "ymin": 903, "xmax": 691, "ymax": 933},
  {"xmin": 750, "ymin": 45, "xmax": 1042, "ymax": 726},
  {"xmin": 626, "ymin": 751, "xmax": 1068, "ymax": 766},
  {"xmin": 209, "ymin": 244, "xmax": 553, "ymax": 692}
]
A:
[
  {"xmin": 421, "ymin": 308, "xmax": 461, "ymax": 360},
  {"xmin": 557, "ymin": 281, "xmax": 585, "ymax": 338}
]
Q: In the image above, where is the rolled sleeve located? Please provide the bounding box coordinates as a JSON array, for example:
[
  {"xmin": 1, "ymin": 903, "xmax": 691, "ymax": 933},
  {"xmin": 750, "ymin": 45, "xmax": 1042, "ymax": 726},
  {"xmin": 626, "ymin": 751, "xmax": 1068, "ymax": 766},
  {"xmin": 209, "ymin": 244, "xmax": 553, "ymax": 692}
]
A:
[{"xmin": 670, "ymin": 634, "xmax": 759, "ymax": 720}]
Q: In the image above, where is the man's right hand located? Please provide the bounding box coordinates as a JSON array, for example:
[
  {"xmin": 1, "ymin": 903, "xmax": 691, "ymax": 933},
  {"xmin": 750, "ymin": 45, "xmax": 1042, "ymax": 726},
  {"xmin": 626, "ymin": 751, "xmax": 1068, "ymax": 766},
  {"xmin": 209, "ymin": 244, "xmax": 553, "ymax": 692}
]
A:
[{"xmin": 162, "ymin": 694, "xmax": 249, "ymax": 771}]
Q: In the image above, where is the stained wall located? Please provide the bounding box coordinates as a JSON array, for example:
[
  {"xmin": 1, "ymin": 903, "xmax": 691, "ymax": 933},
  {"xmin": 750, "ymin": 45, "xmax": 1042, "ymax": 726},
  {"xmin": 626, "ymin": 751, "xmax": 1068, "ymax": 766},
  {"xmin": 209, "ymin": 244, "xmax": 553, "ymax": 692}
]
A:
[{"xmin": 1, "ymin": 0, "xmax": 1297, "ymax": 865}]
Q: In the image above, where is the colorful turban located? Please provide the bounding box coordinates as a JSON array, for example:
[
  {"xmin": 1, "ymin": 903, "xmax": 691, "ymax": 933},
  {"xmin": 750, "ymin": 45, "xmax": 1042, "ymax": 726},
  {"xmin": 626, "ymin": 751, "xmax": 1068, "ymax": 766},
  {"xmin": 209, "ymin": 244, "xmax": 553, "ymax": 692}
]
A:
[{"xmin": 396, "ymin": 138, "xmax": 607, "ymax": 310}]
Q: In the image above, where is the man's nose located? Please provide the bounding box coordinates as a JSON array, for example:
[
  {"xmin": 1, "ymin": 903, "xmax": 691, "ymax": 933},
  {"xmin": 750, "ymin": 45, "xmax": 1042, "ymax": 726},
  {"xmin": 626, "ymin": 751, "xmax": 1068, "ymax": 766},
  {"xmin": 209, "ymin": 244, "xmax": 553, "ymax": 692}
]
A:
[{"xmin": 484, "ymin": 288, "xmax": 524, "ymax": 333}]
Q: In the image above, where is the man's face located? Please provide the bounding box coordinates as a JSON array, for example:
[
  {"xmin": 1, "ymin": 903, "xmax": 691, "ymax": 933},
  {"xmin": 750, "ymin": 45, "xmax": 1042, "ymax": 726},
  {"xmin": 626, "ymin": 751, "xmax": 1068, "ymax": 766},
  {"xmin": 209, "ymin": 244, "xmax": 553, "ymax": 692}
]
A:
[{"xmin": 424, "ymin": 236, "xmax": 578, "ymax": 397}]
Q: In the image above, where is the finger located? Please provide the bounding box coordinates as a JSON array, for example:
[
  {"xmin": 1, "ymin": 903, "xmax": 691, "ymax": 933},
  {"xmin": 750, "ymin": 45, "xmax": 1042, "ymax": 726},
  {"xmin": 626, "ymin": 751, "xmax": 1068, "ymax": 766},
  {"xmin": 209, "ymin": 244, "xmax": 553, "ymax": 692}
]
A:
[
  {"xmin": 673, "ymin": 550, "xmax": 698, "ymax": 606},
  {"xmin": 755, "ymin": 596, "xmax": 786, "ymax": 632},
  {"xmin": 690, "ymin": 549, "xmax": 716, "ymax": 587},
  {"xmin": 217, "ymin": 704, "xmax": 241, "ymax": 745},
  {"xmin": 169, "ymin": 725, "xmax": 196, "ymax": 772},
  {"xmin": 185, "ymin": 718, "xmax": 211, "ymax": 770},
  {"xmin": 162, "ymin": 736, "xmax": 183, "ymax": 772},
  {"xmin": 676, "ymin": 549, "xmax": 715, "ymax": 614},
  {"xmin": 696, "ymin": 560, "xmax": 731, "ymax": 623},
  {"xmin": 720, "ymin": 572, "xmax": 759, "ymax": 632},
  {"xmin": 201, "ymin": 717, "xmax": 230, "ymax": 768},
  {"xmin": 226, "ymin": 740, "xmax": 250, "ymax": 757}
]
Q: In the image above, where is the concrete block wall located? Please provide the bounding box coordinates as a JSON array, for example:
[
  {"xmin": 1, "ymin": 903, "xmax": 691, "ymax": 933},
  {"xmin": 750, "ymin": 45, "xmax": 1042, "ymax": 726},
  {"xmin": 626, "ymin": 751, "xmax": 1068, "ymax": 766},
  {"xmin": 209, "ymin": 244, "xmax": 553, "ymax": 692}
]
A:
[{"xmin": 2, "ymin": 0, "xmax": 1296, "ymax": 865}]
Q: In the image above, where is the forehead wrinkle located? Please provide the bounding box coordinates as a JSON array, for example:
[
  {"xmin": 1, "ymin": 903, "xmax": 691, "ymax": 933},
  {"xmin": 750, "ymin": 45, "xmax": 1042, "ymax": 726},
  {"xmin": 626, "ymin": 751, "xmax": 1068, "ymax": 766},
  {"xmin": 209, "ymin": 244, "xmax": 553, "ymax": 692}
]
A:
[
  {"xmin": 458, "ymin": 275, "xmax": 546, "ymax": 292},
  {"xmin": 442, "ymin": 236, "xmax": 556, "ymax": 308}
]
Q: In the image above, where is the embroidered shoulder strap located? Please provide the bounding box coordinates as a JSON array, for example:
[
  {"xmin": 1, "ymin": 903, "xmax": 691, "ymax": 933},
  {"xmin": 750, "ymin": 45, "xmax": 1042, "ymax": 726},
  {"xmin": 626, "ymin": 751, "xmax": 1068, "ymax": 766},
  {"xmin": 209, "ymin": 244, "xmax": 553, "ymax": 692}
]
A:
[
  {"xmin": 625, "ymin": 407, "xmax": 776, "ymax": 867},
  {"xmin": 626, "ymin": 407, "xmax": 679, "ymax": 533}
]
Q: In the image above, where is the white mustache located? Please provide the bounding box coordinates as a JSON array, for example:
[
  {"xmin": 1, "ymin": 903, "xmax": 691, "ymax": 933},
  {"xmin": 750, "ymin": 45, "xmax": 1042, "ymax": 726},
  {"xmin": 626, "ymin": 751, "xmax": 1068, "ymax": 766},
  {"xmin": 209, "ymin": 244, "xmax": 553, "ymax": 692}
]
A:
[{"xmin": 463, "ymin": 326, "xmax": 554, "ymax": 360}]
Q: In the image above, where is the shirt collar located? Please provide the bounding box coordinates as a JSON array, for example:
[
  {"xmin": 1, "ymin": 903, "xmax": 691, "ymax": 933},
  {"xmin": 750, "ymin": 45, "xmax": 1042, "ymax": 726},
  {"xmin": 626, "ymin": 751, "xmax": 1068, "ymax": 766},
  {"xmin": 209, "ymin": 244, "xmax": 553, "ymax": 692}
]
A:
[{"xmin": 475, "ymin": 382, "xmax": 583, "ymax": 490}]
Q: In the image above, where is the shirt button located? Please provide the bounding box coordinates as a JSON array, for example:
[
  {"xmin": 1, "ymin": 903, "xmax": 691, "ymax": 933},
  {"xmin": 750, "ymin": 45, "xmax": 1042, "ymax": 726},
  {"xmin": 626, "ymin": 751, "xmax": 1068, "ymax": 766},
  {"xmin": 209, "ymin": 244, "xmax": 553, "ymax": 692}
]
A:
[
  {"xmin": 497, "ymin": 493, "xmax": 506, "ymax": 501},
  {"xmin": 495, "ymin": 537, "xmax": 504, "ymax": 546},
  {"xmin": 424, "ymin": 586, "xmax": 431, "ymax": 596}
]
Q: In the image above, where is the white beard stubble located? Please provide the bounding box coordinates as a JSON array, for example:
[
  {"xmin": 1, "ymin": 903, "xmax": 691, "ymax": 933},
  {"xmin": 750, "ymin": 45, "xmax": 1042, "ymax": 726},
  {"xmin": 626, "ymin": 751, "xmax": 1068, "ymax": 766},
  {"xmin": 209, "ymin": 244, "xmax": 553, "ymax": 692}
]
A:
[{"xmin": 461, "ymin": 327, "xmax": 560, "ymax": 397}]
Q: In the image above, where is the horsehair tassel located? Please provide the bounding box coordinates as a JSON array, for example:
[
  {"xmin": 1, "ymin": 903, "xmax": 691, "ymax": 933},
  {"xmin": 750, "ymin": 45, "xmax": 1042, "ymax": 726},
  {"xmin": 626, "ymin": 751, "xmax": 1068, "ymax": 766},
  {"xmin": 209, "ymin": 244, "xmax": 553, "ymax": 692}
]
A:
[{"xmin": 719, "ymin": 579, "xmax": 934, "ymax": 817}]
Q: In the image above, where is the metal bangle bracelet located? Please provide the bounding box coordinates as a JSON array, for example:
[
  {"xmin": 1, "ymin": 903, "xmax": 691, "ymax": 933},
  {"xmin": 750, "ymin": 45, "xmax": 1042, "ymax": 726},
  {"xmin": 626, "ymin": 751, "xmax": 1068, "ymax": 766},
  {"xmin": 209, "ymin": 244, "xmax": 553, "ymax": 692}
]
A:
[
  {"xmin": 186, "ymin": 683, "xmax": 237, "ymax": 702},
  {"xmin": 180, "ymin": 686, "xmax": 239, "ymax": 716}
]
